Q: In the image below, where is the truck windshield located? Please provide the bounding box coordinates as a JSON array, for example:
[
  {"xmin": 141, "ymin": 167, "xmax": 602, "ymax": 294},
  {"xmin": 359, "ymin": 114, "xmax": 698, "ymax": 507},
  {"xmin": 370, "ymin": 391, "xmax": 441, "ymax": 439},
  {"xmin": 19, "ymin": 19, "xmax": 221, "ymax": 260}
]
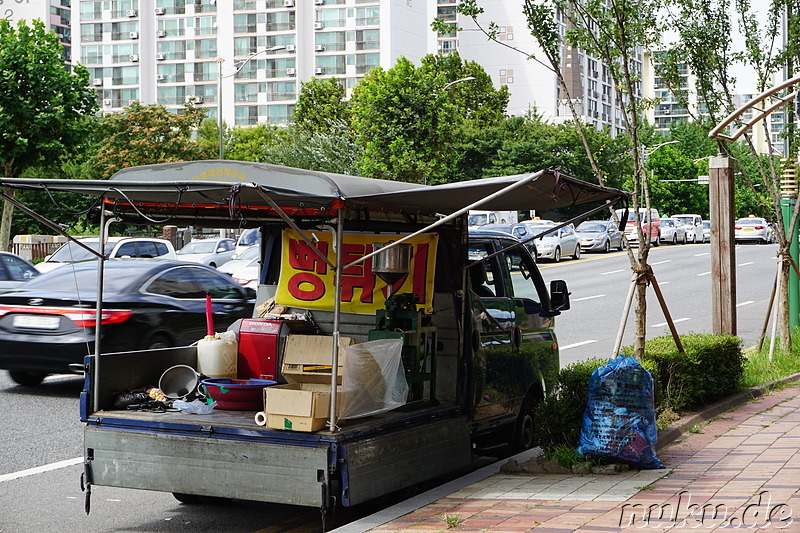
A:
[{"xmin": 468, "ymin": 214, "xmax": 488, "ymax": 226}]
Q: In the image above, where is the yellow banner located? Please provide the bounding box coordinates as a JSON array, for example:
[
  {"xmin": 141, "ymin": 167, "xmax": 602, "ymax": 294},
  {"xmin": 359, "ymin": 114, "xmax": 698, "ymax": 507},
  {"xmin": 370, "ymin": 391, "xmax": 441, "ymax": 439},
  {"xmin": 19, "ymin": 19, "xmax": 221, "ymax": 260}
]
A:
[{"xmin": 276, "ymin": 230, "xmax": 438, "ymax": 314}]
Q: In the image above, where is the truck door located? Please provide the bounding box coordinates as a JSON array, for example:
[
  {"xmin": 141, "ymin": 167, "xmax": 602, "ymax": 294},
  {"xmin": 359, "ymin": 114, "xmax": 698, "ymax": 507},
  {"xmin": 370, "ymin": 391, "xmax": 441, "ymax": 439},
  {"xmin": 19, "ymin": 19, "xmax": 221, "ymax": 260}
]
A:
[{"xmin": 469, "ymin": 238, "xmax": 559, "ymax": 424}]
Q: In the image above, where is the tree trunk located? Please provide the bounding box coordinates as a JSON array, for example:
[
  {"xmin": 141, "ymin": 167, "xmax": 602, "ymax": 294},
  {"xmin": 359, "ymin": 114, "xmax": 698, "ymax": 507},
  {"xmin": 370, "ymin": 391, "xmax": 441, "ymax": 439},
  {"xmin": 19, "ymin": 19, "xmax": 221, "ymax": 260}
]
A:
[
  {"xmin": 634, "ymin": 265, "xmax": 648, "ymax": 359},
  {"xmin": 0, "ymin": 187, "xmax": 14, "ymax": 253},
  {"xmin": 779, "ymin": 258, "xmax": 791, "ymax": 352}
]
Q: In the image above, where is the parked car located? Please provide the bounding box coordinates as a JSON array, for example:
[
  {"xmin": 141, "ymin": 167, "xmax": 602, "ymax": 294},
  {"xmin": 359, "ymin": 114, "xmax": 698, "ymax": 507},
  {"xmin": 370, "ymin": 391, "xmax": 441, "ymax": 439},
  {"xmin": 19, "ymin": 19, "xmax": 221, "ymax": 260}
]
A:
[
  {"xmin": 0, "ymin": 260, "xmax": 255, "ymax": 386},
  {"xmin": 575, "ymin": 220, "xmax": 623, "ymax": 253},
  {"xmin": 176, "ymin": 237, "xmax": 236, "ymax": 268},
  {"xmin": 0, "ymin": 252, "xmax": 40, "ymax": 291},
  {"xmin": 671, "ymin": 214, "xmax": 704, "ymax": 243},
  {"xmin": 218, "ymin": 245, "xmax": 259, "ymax": 276},
  {"xmin": 479, "ymin": 223, "xmax": 538, "ymax": 256},
  {"xmin": 615, "ymin": 208, "xmax": 661, "ymax": 247},
  {"xmin": 659, "ymin": 217, "xmax": 688, "ymax": 244},
  {"xmin": 36, "ymin": 236, "xmax": 177, "ymax": 273},
  {"xmin": 521, "ymin": 219, "xmax": 556, "ymax": 236},
  {"xmin": 735, "ymin": 217, "xmax": 774, "ymax": 244},
  {"xmin": 702, "ymin": 220, "xmax": 711, "ymax": 242},
  {"xmin": 532, "ymin": 224, "xmax": 581, "ymax": 262},
  {"xmin": 234, "ymin": 227, "xmax": 261, "ymax": 257}
]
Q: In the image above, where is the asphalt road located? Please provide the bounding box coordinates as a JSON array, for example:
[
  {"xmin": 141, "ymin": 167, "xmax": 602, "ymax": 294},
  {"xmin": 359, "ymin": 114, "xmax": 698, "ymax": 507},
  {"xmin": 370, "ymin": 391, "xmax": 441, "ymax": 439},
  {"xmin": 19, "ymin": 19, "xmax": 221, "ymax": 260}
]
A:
[
  {"xmin": 0, "ymin": 241, "xmax": 780, "ymax": 532},
  {"xmin": 542, "ymin": 241, "xmax": 779, "ymax": 366}
]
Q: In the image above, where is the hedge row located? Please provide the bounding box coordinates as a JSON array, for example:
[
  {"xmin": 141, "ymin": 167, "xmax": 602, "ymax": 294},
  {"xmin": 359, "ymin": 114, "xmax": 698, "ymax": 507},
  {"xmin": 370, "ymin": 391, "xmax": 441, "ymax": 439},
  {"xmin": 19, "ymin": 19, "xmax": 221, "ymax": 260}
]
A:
[{"xmin": 533, "ymin": 333, "xmax": 744, "ymax": 450}]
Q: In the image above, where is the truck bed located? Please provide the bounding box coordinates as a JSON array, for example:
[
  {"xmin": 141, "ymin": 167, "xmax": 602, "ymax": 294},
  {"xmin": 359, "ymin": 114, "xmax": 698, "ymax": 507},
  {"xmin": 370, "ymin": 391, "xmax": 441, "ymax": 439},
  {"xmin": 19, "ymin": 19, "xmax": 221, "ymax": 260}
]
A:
[{"xmin": 81, "ymin": 346, "xmax": 471, "ymax": 507}]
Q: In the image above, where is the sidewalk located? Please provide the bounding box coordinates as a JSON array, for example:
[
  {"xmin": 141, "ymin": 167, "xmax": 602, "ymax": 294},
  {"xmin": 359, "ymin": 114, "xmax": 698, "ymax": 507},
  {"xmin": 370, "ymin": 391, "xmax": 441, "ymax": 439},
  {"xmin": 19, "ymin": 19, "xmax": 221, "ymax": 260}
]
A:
[{"xmin": 335, "ymin": 379, "xmax": 800, "ymax": 532}]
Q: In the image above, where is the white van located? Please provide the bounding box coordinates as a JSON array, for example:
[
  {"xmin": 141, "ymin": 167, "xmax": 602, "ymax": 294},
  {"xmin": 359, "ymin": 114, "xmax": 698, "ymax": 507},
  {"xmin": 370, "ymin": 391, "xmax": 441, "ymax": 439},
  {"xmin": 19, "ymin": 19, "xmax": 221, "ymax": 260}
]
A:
[{"xmin": 672, "ymin": 214, "xmax": 704, "ymax": 243}]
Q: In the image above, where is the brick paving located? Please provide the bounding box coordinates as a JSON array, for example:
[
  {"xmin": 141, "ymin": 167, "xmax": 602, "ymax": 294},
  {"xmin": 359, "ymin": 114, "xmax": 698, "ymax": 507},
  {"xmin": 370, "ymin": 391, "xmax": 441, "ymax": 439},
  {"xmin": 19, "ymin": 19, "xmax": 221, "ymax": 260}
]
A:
[{"xmin": 364, "ymin": 384, "xmax": 800, "ymax": 532}]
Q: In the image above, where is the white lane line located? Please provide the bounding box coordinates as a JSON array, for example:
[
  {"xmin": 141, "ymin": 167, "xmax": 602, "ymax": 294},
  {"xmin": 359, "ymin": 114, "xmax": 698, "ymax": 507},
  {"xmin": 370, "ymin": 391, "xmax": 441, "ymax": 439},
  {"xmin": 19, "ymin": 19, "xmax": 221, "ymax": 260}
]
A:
[
  {"xmin": 601, "ymin": 269, "xmax": 626, "ymax": 276},
  {"xmin": 736, "ymin": 300, "xmax": 755, "ymax": 307},
  {"xmin": 694, "ymin": 252, "xmax": 709, "ymax": 257},
  {"xmin": 574, "ymin": 294, "xmax": 605, "ymax": 302},
  {"xmin": 697, "ymin": 271, "xmax": 711, "ymax": 276},
  {"xmin": 651, "ymin": 260, "xmax": 671, "ymax": 265},
  {"xmin": 738, "ymin": 261, "xmax": 754, "ymax": 267},
  {"xmin": 561, "ymin": 340, "xmax": 598, "ymax": 350},
  {"xmin": 0, "ymin": 457, "xmax": 83, "ymax": 483},
  {"xmin": 651, "ymin": 318, "xmax": 691, "ymax": 328},
  {"xmin": 660, "ymin": 281, "xmax": 670, "ymax": 285}
]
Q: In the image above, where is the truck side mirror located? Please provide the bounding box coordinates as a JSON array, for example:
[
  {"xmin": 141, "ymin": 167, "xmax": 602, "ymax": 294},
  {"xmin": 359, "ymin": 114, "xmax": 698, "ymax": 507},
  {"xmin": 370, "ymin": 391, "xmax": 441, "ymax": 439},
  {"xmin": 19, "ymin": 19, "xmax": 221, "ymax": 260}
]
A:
[{"xmin": 549, "ymin": 280, "xmax": 570, "ymax": 312}]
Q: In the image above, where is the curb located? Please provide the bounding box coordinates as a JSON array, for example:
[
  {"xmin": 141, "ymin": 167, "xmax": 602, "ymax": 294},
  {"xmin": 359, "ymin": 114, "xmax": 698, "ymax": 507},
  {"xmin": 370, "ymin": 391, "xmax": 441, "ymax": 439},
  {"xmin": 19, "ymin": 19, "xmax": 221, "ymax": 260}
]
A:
[{"xmin": 655, "ymin": 371, "xmax": 800, "ymax": 450}]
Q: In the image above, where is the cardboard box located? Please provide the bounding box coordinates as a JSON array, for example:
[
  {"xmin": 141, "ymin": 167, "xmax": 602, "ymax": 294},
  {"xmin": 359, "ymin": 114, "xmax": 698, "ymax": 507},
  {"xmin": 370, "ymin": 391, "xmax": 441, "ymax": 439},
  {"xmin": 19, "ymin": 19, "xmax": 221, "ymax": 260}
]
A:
[
  {"xmin": 263, "ymin": 334, "xmax": 354, "ymax": 432},
  {"xmin": 264, "ymin": 383, "xmax": 340, "ymax": 432},
  {"xmin": 280, "ymin": 334, "xmax": 355, "ymax": 385}
]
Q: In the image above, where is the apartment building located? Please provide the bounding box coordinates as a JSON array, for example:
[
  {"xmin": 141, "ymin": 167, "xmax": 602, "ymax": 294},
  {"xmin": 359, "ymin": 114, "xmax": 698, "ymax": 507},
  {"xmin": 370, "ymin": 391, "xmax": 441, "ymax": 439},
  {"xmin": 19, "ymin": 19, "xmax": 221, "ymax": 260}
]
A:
[
  {"xmin": 74, "ymin": 0, "xmax": 428, "ymax": 126},
  {"xmin": 6, "ymin": 1, "xmax": 72, "ymax": 63}
]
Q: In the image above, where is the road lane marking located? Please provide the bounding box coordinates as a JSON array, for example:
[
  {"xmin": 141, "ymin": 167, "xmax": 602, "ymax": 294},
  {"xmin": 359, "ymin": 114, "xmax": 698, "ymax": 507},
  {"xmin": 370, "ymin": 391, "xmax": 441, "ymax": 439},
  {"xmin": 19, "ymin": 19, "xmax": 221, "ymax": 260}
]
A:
[
  {"xmin": 738, "ymin": 261, "xmax": 754, "ymax": 266},
  {"xmin": 694, "ymin": 252, "xmax": 709, "ymax": 257},
  {"xmin": 697, "ymin": 271, "xmax": 711, "ymax": 276},
  {"xmin": 574, "ymin": 294, "xmax": 605, "ymax": 302},
  {"xmin": 0, "ymin": 457, "xmax": 82, "ymax": 483},
  {"xmin": 737, "ymin": 300, "xmax": 755, "ymax": 307},
  {"xmin": 660, "ymin": 281, "xmax": 670, "ymax": 285},
  {"xmin": 651, "ymin": 317, "xmax": 690, "ymax": 328},
  {"xmin": 560, "ymin": 340, "xmax": 598, "ymax": 350},
  {"xmin": 651, "ymin": 260, "xmax": 671, "ymax": 265},
  {"xmin": 601, "ymin": 269, "xmax": 626, "ymax": 275}
]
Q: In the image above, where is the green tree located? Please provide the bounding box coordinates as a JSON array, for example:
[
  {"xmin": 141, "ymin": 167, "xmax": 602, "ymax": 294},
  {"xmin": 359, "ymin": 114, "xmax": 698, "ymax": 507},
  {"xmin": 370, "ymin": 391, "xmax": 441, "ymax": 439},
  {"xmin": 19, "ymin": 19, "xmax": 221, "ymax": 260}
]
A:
[
  {"xmin": 350, "ymin": 53, "xmax": 508, "ymax": 184},
  {"xmin": 261, "ymin": 121, "xmax": 362, "ymax": 174},
  {"xmin": 647, "ymin": 146, "xmax": 708, "ymax": 217},
  {"xmin": 85, "ymin": 102, "xmax": 214, "ymax": 179},
  {"xmin": 0, "ymin": 19, "xmax": 98, "ymax": 250},
  {"xmin": 293, "ymin": 77, "xmax": 350, "ymax": 131},
  {"xmin": 225, "ymin": 124, "xmax": 283, "ymax": 162}
]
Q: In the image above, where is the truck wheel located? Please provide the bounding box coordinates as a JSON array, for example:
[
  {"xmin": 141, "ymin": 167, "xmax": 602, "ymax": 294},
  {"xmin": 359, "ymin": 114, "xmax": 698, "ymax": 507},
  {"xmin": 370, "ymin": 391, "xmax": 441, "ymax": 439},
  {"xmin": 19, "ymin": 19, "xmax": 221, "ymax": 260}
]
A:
[{"xmin": 9, "ymin": 370, "xmax": 47, "ymax": 386}]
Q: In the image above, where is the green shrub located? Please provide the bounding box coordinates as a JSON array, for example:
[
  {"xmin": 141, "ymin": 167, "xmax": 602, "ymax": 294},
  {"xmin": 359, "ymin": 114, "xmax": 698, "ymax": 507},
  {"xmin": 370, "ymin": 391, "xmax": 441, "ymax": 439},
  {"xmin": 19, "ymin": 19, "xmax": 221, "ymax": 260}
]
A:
[
  {"xmin": 633, "ymin": 334, "xmax": 743, "ymax": 412},
  {"xmin": 533, "ymin": 357, "xmax": 605, "ymax": 449}
]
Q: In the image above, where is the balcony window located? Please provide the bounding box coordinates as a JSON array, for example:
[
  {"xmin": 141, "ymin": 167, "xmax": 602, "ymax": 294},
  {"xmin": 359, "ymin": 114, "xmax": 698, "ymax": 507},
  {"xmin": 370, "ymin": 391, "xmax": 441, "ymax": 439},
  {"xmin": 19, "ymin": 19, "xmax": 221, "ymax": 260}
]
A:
[
  {"xmin": 194, "ymin": 0, "xmax": 216, "ymax": 13},
  {"xmin": 195, "ymin": 16, "xmax": 217, "ymax": 36},
  {"xmin": 234, "ymin": 0, "xmax": 258, "ymax": 9},
  {"xmin": 158, "ymin": 18, "xmax": 186, "ymax": 37},
  {"xmin": 111, "ymin": 65, "xmax": 139, "ymax": 85},
  {"xmin": 264, "ymin": 104, "xmax": 294, "ymax": 124},
  {"xmin": 157, "ymin": 86, "xmax": 187, "ymax": 105},
  {"xmin": 109, "ymin": 88, "xmax": 139, "ymax": 107},
  {"xmin": 316, "ymin": 31, "xmax": 346, "ymax": 52},
  {"xmin": 157, "ymin": 41, "xmax": 187, "ymax": 60},
  {"xmin": 317, "ymin": 8, "xmax": 345, "ymax": 28},
  {"xmin": 355, "ymin": 29, "xmax": 378, "ymax": 50},
  {"xmin": 111, "ymin": 21, "xmax": 139, "ymax": 41},
  {"xmin": 355, "ymin": 6, "xmax": 379, "ymax": 26},
  {"xmin": 110, "ymin": 0, "xmax": 139, "ymax": 18},
  {"xmin": 194, "ymin": 83, "xmax": 217, "ymax": 103},
  {"xmin": 235, "ymin": 13, "xmax": 258, "ymax": 33},
  {"xmin": 355, "ymin": 53, "xmax": 379, "ymax": 74},
  {"xmin": 234, "ymin": 36, "xmax": 264, "ymax": 56},
  {"xmin": 265, "ymin": 12, "xmax": 294, "ymax": 31},
  {"xmin": 81, "ymin": 45, "xmax": 103, "ymax": 64},
  {"xmin": 265, "ymin": 81, "xmax": 296, "ymax": 101},
  {"xmin": 235, "ymin": 82, "xmax": 260, "ymax": 103},
  {"xmin": 112, "ymin": 44, "xmax": 138, "ymax": 62},
  {"xmin": 194, "ymin": 39, "xmax": 217, "ymax": 59},
  {"xmin": 194, "ymin": 62, "xmax": 217, "ymax": 82},
  {"xmin": 316, "ymin": 55, "xmax": 346, "ymax": 75},
  {"xmin": 235, "ymin": 105, "xmax": 260, "ymax": 126},
  {"xmin": 81, "ymin": 1, "xmax": 102, "ymax": 20},
  {"xmin": 156, "ymin": 0, "xmax": 187, "ymax": 15},
  {"xmin": 157, "ymin": 63, "xmax": 186, "ymax": 83},
  {"xmin": 81, "ymin": 23, "xmax": 104, "ymax": 42}
]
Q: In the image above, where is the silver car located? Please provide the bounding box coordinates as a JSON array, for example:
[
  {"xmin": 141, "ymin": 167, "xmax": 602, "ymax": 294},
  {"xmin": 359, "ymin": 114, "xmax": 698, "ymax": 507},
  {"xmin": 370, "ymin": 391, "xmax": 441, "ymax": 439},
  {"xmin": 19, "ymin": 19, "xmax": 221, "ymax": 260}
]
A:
[
  {"xmin": 575, "ymin": 220, "xmax": 623, "ymax": 253},
  {"xmin": 530, "ymin": 224, "xmax": 581, "ymax": 262},
  {"xmin": 176, "ymin": 238, "xmax": 237, "ymax": 268},
  {"xmin": 660, "ymin": 218, "xmax": 688, "ymax": 245}
]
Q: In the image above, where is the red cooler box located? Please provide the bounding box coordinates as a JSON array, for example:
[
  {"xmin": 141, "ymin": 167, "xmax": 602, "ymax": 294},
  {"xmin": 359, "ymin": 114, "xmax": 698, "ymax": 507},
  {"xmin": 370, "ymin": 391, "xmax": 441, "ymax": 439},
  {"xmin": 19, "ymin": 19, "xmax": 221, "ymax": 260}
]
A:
[{"xmin": 237, "ymin": 319, "xmax": 314, "ymax": 381}]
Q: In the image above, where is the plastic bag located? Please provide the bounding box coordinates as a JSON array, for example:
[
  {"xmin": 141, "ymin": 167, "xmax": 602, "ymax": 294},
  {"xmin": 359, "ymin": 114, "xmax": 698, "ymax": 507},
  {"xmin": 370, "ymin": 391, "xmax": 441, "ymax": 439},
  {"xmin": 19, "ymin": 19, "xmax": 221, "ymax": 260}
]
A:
[
  {"xmin": 174, "ymin": 398, "xmax": 217, "ymax": 415},
  {"xmin": 576, "ymin": 355, "xmax": 663, "ymax": 469},
  {"xmin": 339, "ymin": 339, "xmax": 408, "ymax": 420}
]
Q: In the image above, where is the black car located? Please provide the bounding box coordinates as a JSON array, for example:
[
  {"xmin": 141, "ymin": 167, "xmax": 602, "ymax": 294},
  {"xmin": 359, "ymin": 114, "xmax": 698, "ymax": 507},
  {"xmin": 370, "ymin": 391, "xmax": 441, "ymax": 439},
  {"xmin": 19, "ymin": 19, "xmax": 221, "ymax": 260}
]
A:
[{"xmin": 0, "ymin": 260, "xmax": 255, "ymax": 386}]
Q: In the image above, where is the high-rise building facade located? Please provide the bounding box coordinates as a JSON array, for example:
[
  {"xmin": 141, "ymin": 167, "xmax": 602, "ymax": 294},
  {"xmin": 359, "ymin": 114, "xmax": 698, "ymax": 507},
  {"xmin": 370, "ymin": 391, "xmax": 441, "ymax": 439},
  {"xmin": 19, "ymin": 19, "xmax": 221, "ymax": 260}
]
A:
[
  {"xmin": 6, "ymin": 0, "xmax": 72, "ymax": 63},
  {"xmin": 74, "ymin": 0, "xmax": 429, "ymax": 126}
]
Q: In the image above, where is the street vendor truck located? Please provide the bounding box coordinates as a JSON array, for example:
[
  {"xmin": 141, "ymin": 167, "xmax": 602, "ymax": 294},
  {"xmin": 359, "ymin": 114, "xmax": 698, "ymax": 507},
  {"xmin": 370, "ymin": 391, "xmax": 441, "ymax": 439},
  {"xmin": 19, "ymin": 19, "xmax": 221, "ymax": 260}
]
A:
[{"xmin": 0, "ymin": 161, "xmax": 626, "ymax": 520}]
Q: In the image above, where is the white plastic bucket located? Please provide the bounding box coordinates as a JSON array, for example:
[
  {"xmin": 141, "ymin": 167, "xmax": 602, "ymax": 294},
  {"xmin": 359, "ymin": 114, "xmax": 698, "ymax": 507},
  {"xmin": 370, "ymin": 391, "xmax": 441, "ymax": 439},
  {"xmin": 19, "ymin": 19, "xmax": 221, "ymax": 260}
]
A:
[{"xmin": 197, "ymin": 336, "xmax": 238, "ymax": 379}]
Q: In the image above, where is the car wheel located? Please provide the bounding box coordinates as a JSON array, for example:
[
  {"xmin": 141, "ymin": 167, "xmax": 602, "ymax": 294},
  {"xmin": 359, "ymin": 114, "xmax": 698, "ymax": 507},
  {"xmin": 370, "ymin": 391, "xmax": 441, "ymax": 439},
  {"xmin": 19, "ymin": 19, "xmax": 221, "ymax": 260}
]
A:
[
  {"xmin": 672, "ymin": 234, "xmax": 678, "ymax": 245},
  {"xmin": 9, "ymin": 370, "xmax": 47, "ymax": 386},
  {"xmin": 173, "ymin": 493, "xmax": 203, "ymax": 505},
  {"xmin": 553, "ymin": 247, "xmax": 561, "ymax": 263},
  {"xmin": 653, "ymin": 235, "xmax": 661, "ymax": 247},
  {"xmin": 618, "ymin": 239, "xmax": 624, "ymax": 251},
  {"xmin": 572, "ymin": 245, "xmax": 581, "ymax": 260},
  {"xmin": 512, "ymin": 407, "xmax": 535, "ymax": 453},
  {"xmin": 144, "ymin": 334, "xmax": 173, "ymax": 350},
  {"xmin": 603, "ymin": 240, "xmax": 610, "ymax": 253},
  {"xmin": 683, "ymin": 234, "xmax": 688, "ymax": 244}
]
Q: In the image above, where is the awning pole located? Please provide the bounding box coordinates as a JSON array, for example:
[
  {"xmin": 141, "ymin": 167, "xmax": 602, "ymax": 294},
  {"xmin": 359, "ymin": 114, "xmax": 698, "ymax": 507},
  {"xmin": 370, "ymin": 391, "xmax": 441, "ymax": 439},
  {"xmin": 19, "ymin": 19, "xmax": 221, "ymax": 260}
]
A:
[
  {"xmin": 328, "ymin": 209, "xmax": 344, "ymax": 431},
  {"xmin": 92, "ymin": 207, "xmax": 107, "ymax": 412}
]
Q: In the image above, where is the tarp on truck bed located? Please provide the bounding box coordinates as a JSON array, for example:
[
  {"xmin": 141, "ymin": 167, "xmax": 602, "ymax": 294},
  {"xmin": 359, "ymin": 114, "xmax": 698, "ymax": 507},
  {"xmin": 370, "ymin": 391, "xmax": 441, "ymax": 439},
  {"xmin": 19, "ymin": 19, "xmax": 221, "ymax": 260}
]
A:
[{"xmin": 0, "ymin": 160, "xmax": 627, "ymax": 226}]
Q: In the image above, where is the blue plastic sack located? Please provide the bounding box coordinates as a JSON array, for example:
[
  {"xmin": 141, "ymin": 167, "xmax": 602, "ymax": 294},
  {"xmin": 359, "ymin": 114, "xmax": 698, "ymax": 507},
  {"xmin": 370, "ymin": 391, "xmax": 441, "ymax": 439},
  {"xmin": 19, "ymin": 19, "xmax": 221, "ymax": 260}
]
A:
[{"xmin": 577, "ymin": 355, "xmax": 663, "ymax": 469}]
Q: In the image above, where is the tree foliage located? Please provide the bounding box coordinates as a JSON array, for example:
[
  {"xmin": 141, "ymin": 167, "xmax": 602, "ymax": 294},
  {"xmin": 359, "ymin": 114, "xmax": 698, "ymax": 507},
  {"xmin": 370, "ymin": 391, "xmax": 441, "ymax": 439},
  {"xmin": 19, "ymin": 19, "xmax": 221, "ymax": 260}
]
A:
[
  {"xmin": 293, "ymin": 77, "xmax": 350, "ymax": 131},
  {"xmin": 85, "ymin": 102, "xmax": 214, "ymax": 179},
  {"xmin": 0, "ymin": 18, "xmax": 98, "ymax": 249}
]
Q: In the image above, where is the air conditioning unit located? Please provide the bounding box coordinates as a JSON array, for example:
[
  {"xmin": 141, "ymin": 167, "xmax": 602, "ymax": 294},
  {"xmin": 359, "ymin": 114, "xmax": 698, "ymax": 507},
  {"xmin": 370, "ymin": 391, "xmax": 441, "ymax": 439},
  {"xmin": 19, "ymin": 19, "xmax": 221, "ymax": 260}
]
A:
[
  {"xmin": 283, "ymin": 0, "xmax": 294, "ymax": 6},
  {"xmin": 126, "ymin": 9, "xmax": 137, "ymax": 17},
  {"xmin": 313, "ymin": 21, "xmax": 324, "ymax": 30},
  {"xmin": 314, "ymin": 44, "xmax": 325, "ymax": 52},
  {"xmin": 103, "ymin": 99, "xmax": 112, "ymax": 106},
  {"xmin": 286, "ymin": 68, "xmax": 296, "ymax": 76},
  {"xmin": 156, "ymin": 74, "xmax": 166, "ymax": 81},
  {"xmin": 129, "ymin": 54, "xmax": 139, "ymax": 62},
  {"xmin": 155, "ymin": 7, "xmax": 165, "ymax": 15},
  {"xmin": 314, "ymin": 67, "xmax": 324, "ymax": 75},
  {"xmin": 129, "ymin": 31, "xmax": 139, "ymax": 39},
  {"xmin": 314, "ymin": 0, "xmax": 324, "ymax": 4},
  {"xmin": 92, "ymin": 78, "xmax": 103, "ymax": 86},
  {"xmin": 155, "ymin": 53, "xmax": 165, "ymax": 60},
  {"xmin": 193, "ymin": 96, "xmax": 204, "ymax": 104},
  {"xmin": 285, "ymin": 44, "xmax": 296, "ymax": 52},
  {"xmin": 156, "ymin": 30, "xmax": 166, "ymax": 37}
]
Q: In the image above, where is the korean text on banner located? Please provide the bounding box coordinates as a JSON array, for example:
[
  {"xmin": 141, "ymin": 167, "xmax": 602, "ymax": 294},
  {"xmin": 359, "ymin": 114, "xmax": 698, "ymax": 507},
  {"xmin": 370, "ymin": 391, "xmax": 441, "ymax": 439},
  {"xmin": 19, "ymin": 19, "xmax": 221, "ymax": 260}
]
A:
[{"xmin": 275, "ymin": 230, "xmax": 438, "ymax": 315}]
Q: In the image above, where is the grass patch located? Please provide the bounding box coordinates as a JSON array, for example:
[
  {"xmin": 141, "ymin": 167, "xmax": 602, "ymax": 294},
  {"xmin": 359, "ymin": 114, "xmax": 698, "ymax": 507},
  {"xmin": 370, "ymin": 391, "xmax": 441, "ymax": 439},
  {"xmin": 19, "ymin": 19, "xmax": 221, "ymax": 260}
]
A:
[
  {"xmin": 741, "ymin": 346, "xmax": 800, "ymax": 389},
  {"xmin": 442, "ymin": 513, "xmax": 462, "ymax": 528}
]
